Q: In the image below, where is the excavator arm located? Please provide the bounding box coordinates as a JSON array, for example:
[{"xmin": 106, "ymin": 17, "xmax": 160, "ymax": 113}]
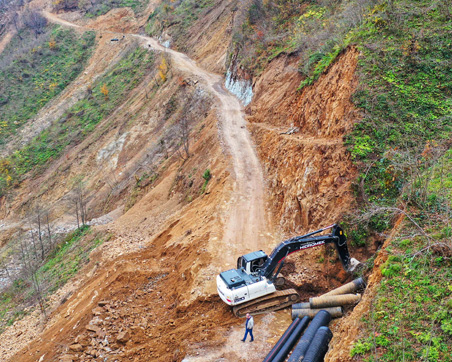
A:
[{"xmin": 259, "ymin": 224, "xmax": 350, "ymax": 280}]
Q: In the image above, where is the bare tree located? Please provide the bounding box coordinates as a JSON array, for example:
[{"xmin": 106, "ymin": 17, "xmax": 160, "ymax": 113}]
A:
[
  {"xmin": 177, "ymin": 117, "xmax": 190, "ymax": 160},
  {"xmin": 0, "ymin": 255, "xmax": 12, "ymax": 284},
  {"xmin": 45, "ymin": 210, "xmax": 52, "ymax": 247},
  {"xmin": 71, "ymin": 180, "xmax": 88, "ymax": 228},
  {"xmin": 159, "ymin": 138, "xmax": 168, "ymax": 159},
  {"xmin": 22, "ymin": 9, "xmax": 47, "ymax": 38},
  {"xmin": 28, "ymin": 203, "xmax": 50, "ymax": 261},
  {"xmin": 11, "ymin": 11, "xmax": 22, "ymax": 39},
  {"xmin": 18, "ymin": 237, "xmax": 46, "ymax": 317}
]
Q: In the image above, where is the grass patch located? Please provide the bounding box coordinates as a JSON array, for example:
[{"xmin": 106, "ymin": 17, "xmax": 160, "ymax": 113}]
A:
[
  {"xmin": 0, "ymin": 46, "xmax": 155, "ymax": 196},
  {"xmin": 346, "ymin": 1, "xmax": 452, "ymax": 205},
  {"xmin": 351, "ymin": 229, "xmax": 452, "ymax": 361},
  {"xmin": 82, "ymin": 0, "xmax": 149, "ymax": 17},
  {"xmin": 38, "ymin": 225, "xmax": 103, "ymax": 294},
  {"xmin": 0, "ymin": 26, "xmax": 96, "ymax": 145}
]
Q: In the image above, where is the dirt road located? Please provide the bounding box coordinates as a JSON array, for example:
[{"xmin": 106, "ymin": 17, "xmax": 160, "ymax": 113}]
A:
[{"xmin": 44, "ymin": 11, "xmax": 273, "ymax": 264}]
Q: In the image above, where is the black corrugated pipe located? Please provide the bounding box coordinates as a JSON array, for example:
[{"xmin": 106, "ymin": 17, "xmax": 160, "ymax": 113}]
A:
[
  {"xmin": 262, "ymin": 317, "xmax": 302, "ymax": 362},
  {"xmin": 302, "ymin": 326, "xmax": 333, "ymax": 362},
  {"xmin": 270, "ymin": 316, "xmax": 310, "ymax": 362},
  {"xmin": 287, "ymin": 310, "xmax": 331, "ymax": 362}
]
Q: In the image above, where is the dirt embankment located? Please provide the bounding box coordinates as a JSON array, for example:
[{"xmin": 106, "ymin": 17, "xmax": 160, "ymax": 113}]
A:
[{"xmin": 249, "ymin": 48, "xmax": 360, "ymax": 234}]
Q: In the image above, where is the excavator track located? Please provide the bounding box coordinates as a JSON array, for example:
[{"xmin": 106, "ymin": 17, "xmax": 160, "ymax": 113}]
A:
[{"xmin": 232, "ymin": 289, "xmax": 300, "ymax": 318}]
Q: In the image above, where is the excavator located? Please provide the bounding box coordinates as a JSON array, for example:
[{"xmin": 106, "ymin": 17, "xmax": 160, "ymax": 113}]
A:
[{"xmin": 216, "ymin": 224, "xmax": 355, "ymax": 317}]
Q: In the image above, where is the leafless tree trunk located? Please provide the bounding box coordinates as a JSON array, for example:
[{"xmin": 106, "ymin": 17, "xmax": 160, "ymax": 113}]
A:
[
  {"xmin": 178, "ymin": 117, "xmax": 190, "ymax": 160},
  {"xmin": 0, "ymin": 255, "xmax": 12, "ymax": 283},
  {"xmin": 12, "ymin": 12, "xmax": 22, "ymax": 39},
  {"xmin": 45, "ymin": 211, "xmax": 52, "ymax": 247},
  {"xmin": 36, "ymin": 208, "xmax": 44, "ymax": 260},
  {"xmin": 160, "ymin": 138, "xmax": 168, "ymax": 159},
  {"xmin": 19, "ymin": 238, "xmax": 47, "ymax": 317},
  {"xmin": 28, "ymin": 227, "xmax": 39, "ymax": 260},
  {"xmin": 74, "ymin": 197, "xmax": 80, "ymax": 229},
  {"xmin": 71, "ymin": 180, "xmax": 88, "ymax": 228}
]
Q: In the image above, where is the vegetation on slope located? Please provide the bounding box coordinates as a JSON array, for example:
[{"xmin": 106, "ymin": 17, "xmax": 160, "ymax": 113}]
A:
[
  {"xmin": 348, "ymin": 1, "xmax": 452, "ymax": 205},
  {"xmin": 227, "ymin": 0, "xmax": 370, "ymax": 78},
  {"xmin": 0, "ymin": 26, "xmax": 96, "ymax": 145},
  {"xmin": 53, "ymin": 0, "xmax": 149, "ymax": 17},
  {"xmin": 352, "ymin": 243, "xmax": 452, "ymax": 361},
  {"xmin": 0, "ymin": 226, "xmax": 106, "ymax": 334},
  {"xmin": 145, "ymin": 0, "xmax": 216, "ymax": 50},
  {"xmin": 0, "ymin": 46, "xmax": 155, "ymax": 196},
  {"xmin": 350, "ymin": 147, "xmax": 452, "ymax": 361}
]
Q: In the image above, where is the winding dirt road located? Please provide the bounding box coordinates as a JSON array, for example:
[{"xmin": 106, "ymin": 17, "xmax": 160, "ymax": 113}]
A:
[{"xmin": 43, "ymin": 11, "xmax": 273, "ymax": 262}]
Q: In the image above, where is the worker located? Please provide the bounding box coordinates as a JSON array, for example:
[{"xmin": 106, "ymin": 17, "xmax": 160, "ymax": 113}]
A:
[{"xmin": 241, "ymin": 313, "xmax": 254, "ymax": 342}]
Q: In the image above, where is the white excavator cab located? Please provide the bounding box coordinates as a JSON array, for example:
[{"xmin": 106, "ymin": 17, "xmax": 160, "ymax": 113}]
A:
[{"xmin": 237, "ymin": 251, "xmax": 268, "ymax": 274}]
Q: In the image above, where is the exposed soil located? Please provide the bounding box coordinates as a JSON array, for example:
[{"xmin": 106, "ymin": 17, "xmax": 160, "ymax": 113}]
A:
[{"xmin": 2, "ymin": 5, "xmax": 276, "ymax": 361}]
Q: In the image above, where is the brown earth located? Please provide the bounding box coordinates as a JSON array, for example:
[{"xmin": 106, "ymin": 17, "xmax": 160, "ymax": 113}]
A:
[
  {"xmin": 1, "ymin": 2, "xmax": 374, "ymax": 362},
  {"xmin": 247, "ymin": 48, "xmax": 361, "ymax": 292},
  {"xmin": 1, "ymin": 4, "xmax": 275, "ymax": 361}
]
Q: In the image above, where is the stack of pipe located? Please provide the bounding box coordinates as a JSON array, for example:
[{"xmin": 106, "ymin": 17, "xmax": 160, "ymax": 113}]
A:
[
  {"xmin": 262, "ymin": 316, "xmax": 310, "ymax": 362},
  {"xmin": 292, "ymin": 278, "xmax": 365, "ymax": 320},
  {"xmin": 287, "ymin": 310, "xmax": 331, "ymax": 362},
  {"xmin": 262, "ymin": 311, "xmax": 332, "ymax": 362}
]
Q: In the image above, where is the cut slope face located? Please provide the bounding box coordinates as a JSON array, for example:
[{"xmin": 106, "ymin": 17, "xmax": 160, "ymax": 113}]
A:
[
  {"xmin": 244, "ymin": 48, "xmax": 361, "ymax": 298},
  {"xmin": 249, "ymin": 48, "xmax": 359, "ymax": 234}
]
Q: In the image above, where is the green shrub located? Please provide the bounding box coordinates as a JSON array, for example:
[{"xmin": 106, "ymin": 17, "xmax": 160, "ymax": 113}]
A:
[{"xmin": 201, "ymin": 168, "xmax": 211, "ymax": 193}]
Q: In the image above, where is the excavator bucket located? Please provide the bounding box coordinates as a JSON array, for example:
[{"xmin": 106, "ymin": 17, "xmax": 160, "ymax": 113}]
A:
[{"xmin": 332, "ymin": 225, "xmax": 351, "ymax": 271}]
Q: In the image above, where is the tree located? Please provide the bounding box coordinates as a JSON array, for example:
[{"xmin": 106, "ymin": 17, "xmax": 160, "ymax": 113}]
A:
[
  {"xmin": 0, "ymin": 254, "xmax": 12, "ymax": 284},
  {"xmin": 177, "ymin": 117, "xmax": 190, "ymax": 160},
  {"xmin": 22, "ymin": 9, "xmax": 47, "ymax": 38},
  {"xmin": 48, "ymin": 37, "xmax": 56, "ymax": 50},
  {"xmin": 11, "ymin": 11, "xmax": 22, "ymax": 39},
  {"xmin": 100, "ymin": 83, "xmax": 109, "ymax": 100},
  {"xmin": 18, "ymin": 237, "xmax": 46, "ymax": 317},
  {"xmin": 157, "ymin": 56, "xmax": 169, "ymax": 85}
]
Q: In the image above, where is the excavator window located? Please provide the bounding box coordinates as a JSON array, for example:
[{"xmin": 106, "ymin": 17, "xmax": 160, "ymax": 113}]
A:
[
  {"xmin": 250, "ymin": 257, "xmax": 266, "ymax": 273},
  {"xmin": 237, "ymin": 257, "xmax": 246, "ymax": 270}
]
